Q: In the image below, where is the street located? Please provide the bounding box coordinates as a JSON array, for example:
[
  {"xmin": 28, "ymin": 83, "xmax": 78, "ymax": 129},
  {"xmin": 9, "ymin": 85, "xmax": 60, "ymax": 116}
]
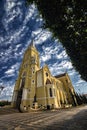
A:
[{"xmin": 0, "ymin": 105, "xmax": 87, "ymax": 130}]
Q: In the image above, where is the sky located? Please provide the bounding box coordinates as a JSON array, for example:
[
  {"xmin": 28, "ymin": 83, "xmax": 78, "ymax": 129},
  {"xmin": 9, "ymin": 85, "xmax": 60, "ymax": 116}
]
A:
[{"xmin": 0, "ymin": 0, "xmax": 87, "ymax": 101}]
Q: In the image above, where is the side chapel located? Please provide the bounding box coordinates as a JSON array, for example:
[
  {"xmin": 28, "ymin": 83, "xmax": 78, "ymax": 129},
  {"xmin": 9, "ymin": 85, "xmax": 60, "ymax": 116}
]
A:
[{"xmin": 11, "ymin": 41, "xmax": 77, "ymax": 112}]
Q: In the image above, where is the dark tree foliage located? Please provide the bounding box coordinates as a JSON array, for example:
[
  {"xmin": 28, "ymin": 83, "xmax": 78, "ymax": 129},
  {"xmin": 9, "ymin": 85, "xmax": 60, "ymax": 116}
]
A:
[
  {"xmin": 0, "ymin": 101, "xmax": 11, "ymax": 107},
  {"xmin": 75, "ymin": 93, "xmax": 87, "ymax": 105},
  {"xmin": 27, "ymin": 0, "xmax": 87, "ymax": 81}
]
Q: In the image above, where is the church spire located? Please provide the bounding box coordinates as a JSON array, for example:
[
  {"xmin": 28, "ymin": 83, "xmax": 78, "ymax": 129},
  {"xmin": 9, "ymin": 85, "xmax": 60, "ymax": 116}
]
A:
[{"xmin": 29, "ymin": 40, "xmax": 35, "ymax": 47}]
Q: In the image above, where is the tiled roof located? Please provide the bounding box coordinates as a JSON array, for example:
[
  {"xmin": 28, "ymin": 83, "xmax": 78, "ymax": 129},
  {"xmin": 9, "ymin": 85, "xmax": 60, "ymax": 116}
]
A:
[{"xmin": 55, "ymin": 73, "xmax": 66, "ymax": 78}]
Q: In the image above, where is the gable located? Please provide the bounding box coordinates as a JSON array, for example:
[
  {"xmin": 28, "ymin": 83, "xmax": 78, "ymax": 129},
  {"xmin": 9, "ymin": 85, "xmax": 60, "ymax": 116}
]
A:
[{"xmin": 43, "ymin": 64, "xmax": 51, "ymax": 76}]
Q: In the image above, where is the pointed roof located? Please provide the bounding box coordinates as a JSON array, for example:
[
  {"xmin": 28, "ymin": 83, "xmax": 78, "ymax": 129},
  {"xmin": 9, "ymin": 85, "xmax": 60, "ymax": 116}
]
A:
[
  {"xmin": 55, "ymin": 73, "xmax": 66, "ymax": 78},
  {"xmin": 43, "ymin": 64, "xmax": 51, "ymax": 75},
  {"xmin": 26, "ymin": 40, "xmax": 39, "ymax": 54},
  {"xmin": 29, "ymin": 40, "xmax": 35, "ymax": 48}
]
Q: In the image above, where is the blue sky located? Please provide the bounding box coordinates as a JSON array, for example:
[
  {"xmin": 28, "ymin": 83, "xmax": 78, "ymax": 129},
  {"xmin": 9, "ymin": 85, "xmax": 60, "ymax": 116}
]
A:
[{"xmin": 0, "ymin": 0, "xmax": 87, "ymax": 101}]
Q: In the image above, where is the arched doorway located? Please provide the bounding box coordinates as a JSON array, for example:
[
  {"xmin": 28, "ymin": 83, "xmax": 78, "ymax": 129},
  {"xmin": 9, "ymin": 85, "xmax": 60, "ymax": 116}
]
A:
[
  {"xmin": 45, "ymin": 79, "xmax": 52, "ymax": 109},
  {"xmin": 16, "ymin": 78, "xmax": 25, "ymax": 111}
]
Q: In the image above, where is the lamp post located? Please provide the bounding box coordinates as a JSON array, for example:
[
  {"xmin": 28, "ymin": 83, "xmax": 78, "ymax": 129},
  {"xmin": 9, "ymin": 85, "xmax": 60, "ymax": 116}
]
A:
[{"xmin": 0, "ymin": 86, "xmax": 4, "ymax": 95}]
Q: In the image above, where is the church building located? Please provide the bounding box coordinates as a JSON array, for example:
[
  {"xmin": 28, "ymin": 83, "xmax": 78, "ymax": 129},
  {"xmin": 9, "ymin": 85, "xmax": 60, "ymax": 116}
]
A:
[{"xmin": 11, "ymin": 41, "xmax": 77, "ymax": 112}]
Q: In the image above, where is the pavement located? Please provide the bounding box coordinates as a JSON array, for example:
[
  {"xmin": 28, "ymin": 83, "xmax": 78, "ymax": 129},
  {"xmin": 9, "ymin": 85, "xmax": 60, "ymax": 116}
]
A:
[{"xmin": 0, "ymin": 105, "xmax": 87, "ymax": 130}]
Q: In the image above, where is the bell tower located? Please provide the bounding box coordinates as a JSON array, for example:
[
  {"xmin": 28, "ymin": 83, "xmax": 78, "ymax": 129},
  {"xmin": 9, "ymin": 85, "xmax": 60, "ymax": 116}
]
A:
[{"xmin": 11, "ymin": 41, "xmax": 40, "ymax": 112}]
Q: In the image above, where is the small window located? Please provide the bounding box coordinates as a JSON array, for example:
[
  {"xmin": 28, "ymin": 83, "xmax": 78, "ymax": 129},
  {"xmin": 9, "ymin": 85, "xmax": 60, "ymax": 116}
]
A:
[
  {"xmin": 28, "ymin": 89, "xmax": 30, "ymax": 92},
  {"xmin": 32, "ymin": 71, "xmax": 35, "ymax": 74},
  {"xmin": 32, "ymin": 80, "xmax": 35, "ymax": 84},
  {"xmin": 46, "ymin": 72, "xmax": 48, "ymax": 77},
  {"xmin": 66, "ymin": 79, "xmax": 68, "ymax": 83},
  {"xmin": 49, "ymin": 88, "xmax": 53, "ymax": 97}
]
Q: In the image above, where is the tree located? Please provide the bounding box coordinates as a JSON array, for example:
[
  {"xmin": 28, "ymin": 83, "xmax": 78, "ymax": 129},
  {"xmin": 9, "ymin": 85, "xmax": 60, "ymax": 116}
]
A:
[{"xmin": 26, "ymin": 0, "xmax": 87, "ymax": 81}]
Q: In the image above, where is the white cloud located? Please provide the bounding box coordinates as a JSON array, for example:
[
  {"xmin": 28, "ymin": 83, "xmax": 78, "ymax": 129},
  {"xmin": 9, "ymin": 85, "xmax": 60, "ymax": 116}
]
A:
[
  {"xmin": 3, "ymin": 63, "xmax": 20, "ymax": 77},
  {"xmin": 48, "ymin": 62, "xmax": 65, "ymax": 76},
  {"xmin": 41, "ymin": 55, "xmax": 51, "ymax": 62},
  {"xmin": 5, "ymin": 69, "xmax": 15, "ymax": 75},
  {"xmin": 23, "ymin": 4, "xmax": 36, "ymax": 25},
  {"xmin": 11, "ymin": 63, "xmax": 20, "ymax": 70},
  {"xmin": 4, "ymin": 1, "xmax": 15, "ymax": 11},
  {"xmin": 34, "ymin": 31, "xmax": 51, "ymax": 45},
  {"xmin": 56, "ymin": 50, "xmax": 68, "ymax": 59},
  {"xmin": 0, "ymin": 37, "xmax": 4, "ymax": 43},
  {"xmin": 59, "ymin": 61, "xmax": 73, "ymax": 69},
  {"xmin": 32, "ymin": 28, "xmax": 42, "ymax": 35},
  {"xmin": 1, "ymin": 2, "xmax": 35, "ymax": 46},
  {"xmin": 0, "ymin": 83, "xmax": 14, "ymax": 101}
]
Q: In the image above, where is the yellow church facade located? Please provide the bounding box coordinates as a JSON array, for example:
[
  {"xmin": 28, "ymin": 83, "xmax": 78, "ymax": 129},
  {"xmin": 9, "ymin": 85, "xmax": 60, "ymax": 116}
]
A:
[{"xmin": 11, "ymin": 41, "xmax": 77, "ymax": 112}]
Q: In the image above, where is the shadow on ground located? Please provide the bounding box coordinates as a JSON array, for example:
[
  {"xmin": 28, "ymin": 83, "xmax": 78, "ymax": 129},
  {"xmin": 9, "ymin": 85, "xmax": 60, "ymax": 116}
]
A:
[{"xmin": 44, "ymin": 107, "xmax": 87, "ymax": 130}]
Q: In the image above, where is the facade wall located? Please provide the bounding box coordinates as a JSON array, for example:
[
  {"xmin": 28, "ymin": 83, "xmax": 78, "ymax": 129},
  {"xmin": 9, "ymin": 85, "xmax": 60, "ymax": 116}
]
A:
[
  {"xmin": 37, "ymin": 87, "xmax": 47, "ymax": 106},
  {"xmin": 11, "ymin": 42, "xmax": 77, "ymax": 111}
]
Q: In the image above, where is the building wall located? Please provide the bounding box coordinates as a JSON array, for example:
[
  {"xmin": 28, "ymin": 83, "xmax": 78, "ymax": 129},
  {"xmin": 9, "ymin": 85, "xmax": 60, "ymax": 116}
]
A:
[
  {"xmin": 36, "ymin": 67, "xmax": 70, "ymax": 108},
  {"xmin": 56, "ymin": 74, "xmax": 77, "ymax": 105},
  {"xmin": 11, "ymin": 44, "xmax": 40, "ymax": 110},
  {"xmin": 11, "ymin": 42, "xmax": 77, "ymax": 111}
]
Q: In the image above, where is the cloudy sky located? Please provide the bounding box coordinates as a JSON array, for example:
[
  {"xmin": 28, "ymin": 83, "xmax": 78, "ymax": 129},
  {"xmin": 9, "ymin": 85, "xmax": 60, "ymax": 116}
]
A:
[{"xmin": 0, "ymin": 0, "xmax": 87, "ymax": 101}]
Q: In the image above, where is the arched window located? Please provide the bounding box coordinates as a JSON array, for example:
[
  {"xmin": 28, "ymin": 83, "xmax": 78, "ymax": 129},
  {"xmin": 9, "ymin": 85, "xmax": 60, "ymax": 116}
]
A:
[
  {"xmin": 49, "ymin": 88, "xmax": 53, "ymax": 97},
  {"xmin": 20, "ymin": 78, "xmax": 25, "ymax": 89},
  {"xmin": 22, "ymin": 72, "xmax": 26, "ymax": 77},
  {"xmin": 46, "ymin": 79, "xmax": 52, "ymax": 85},
  {"xmin": 46, "ymin": 72, "xmax": 48, "ymax": 77}
]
